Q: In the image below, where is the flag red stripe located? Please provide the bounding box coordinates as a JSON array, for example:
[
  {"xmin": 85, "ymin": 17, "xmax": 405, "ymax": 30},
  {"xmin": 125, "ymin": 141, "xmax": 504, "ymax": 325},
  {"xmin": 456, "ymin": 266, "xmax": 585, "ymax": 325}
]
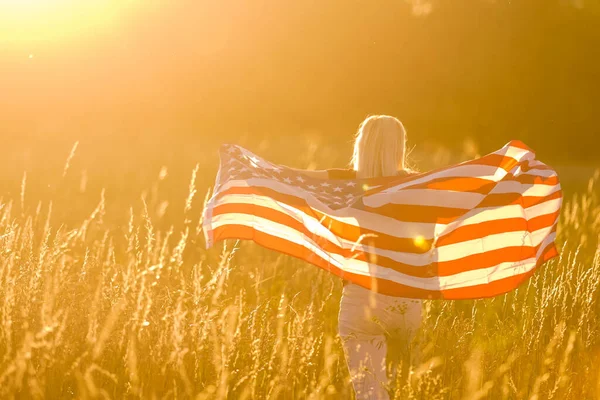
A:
[
  {"xmin": 211, "ymin": 200, "xmax": 558, "ymax": 257},
  {"xmin": 476, "ymin": 190, "xmax": 561, "ymax": 209},
  {"xmin": 209, "ymin": 224, "xmax": 557, "ymax": 299},
  {"xmin": 404, "ymin": 174, "xmax": 558, "ymax": 193},
  {"xmin": 362, "ymin": 191, "xmax": 560, "ymax": 222},
  {"xmin": 204, "ymin": 141, "xmax": 562, "ymax": 299},
  {"xmin": 214, "ymin": 187, "xmax": 559, "ymax": 249},
  {"xmin": 216, "ymin": 184, "xmax": 559, "ymax": 226},
  {"xmin": 210, "ymin": 205, "xmax": 555, "ymax": 277},
  {"xmin": 436, "ymin": 210, "xmax": 560, "ymax": 246}
]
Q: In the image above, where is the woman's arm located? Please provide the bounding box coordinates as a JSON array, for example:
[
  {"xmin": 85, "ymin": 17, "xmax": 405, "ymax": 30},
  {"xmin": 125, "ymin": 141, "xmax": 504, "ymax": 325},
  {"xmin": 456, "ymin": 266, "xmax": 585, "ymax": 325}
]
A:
[{"xmin": 287, "ymin": 168, "xmax": 329, "ymax": 179}]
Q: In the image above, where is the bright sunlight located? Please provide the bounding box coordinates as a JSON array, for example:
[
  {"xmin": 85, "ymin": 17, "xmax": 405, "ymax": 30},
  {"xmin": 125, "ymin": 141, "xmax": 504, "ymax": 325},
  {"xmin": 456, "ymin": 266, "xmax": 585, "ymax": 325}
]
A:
[
  {"xmin": 1, "ymin": 1, "xmax": 599, "ymax": 398},
  {"xmin": 0, "ymin": 0, "xmax": 135, "ymax": 45}
]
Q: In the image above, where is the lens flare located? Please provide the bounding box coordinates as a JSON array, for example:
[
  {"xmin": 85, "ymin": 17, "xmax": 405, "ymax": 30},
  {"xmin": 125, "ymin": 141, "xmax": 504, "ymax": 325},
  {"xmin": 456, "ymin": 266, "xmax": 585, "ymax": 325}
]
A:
[{"xmin": 414, "ymin": 235, "xmax": 429, "ymax": 250}]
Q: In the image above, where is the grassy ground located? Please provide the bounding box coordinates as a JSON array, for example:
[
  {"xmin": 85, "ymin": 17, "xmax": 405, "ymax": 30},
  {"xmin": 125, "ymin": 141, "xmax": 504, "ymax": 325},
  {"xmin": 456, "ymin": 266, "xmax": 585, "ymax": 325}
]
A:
[{"xmin": 0, "ymin": 143, "xmax": 598, "ymax": 399}]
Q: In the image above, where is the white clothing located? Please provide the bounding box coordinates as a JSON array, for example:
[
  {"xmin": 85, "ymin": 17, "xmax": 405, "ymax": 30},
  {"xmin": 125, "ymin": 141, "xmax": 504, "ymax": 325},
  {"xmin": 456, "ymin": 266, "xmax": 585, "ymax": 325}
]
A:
[{"xmin": 338, "ymin": 283, "xmax": 422, "ymax": 399}]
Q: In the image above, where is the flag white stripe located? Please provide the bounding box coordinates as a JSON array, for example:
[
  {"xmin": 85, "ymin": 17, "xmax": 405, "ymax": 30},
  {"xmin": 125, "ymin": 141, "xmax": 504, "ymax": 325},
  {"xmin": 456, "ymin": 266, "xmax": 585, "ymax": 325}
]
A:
[
  {"xmin": 204, "ymin": 141, "xmax": 561, "ymax": 298},
  {"xmin": 511, "ymin": 165, "xmax": 558, "ymax": 178},
  {"xmin": 209, "ymin": 214, "xmax": 546, "ymax": 290},
  {"xmin": 363, "ymin": 183, "xmax": 560, "ymax": 208},
  {"xmin": 363, "ymin": 189, "xmax": 484, "ymax": 208},
  {"xmin": 211, "ymin": 193, "xmax": 561, "ymax": 243},
  {"xmin": 209, "ymin": 212, "xmax": 556, "ymax": 265},
  {"xmin": 491, "ymin": 145, "xmax": 534, "ymax": 160},
  {"xmin": 488, "ymin": 181, "xmax": 561, "ymax": 196},
  {"xmin": 218, "ymin": 176, "xmax": 559, "ymax": 216},
  {"xmin": 216, "ymin": 176, "xmax": 561, "ymax": 216}
]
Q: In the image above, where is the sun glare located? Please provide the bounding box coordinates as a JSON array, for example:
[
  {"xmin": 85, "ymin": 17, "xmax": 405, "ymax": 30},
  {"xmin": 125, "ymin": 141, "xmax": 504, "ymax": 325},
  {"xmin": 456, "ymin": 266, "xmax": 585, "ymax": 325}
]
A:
[
  {"xmin": 414, "ymin": 235, "xmax": 429, "ymax": 250},
  {"xmin": 0, "ymin": 0, "xmax": 135, "ymax": 45}
]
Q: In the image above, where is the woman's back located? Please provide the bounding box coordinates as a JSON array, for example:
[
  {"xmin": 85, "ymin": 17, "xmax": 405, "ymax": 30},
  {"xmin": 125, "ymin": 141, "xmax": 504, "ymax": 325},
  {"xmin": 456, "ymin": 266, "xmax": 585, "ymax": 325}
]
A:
[{"xmin": 336, "ymin": 115, "xmax": 422, "ymax": 400}]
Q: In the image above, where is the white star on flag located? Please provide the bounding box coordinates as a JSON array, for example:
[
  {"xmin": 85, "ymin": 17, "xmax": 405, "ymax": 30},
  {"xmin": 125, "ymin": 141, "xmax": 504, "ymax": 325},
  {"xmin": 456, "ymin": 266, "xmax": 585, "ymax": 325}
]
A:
[{"xmin": 203, "ymin": 141, "xmax": 562, "ymax": 300}]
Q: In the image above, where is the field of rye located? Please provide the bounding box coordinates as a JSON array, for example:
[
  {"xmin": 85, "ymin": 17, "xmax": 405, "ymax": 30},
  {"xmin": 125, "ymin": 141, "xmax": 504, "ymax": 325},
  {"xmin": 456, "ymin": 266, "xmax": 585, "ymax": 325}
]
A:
[{"xmin": 0, "ymin": 143, "xmax": 598, "ymax": 399}]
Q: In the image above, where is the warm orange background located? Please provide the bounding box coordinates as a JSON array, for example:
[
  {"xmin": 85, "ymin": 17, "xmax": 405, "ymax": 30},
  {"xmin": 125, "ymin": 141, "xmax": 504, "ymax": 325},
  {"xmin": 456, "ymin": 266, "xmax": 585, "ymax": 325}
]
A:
[{"xmin": 1, "ymin": 1, "xmax": 598, "ymax": 206}]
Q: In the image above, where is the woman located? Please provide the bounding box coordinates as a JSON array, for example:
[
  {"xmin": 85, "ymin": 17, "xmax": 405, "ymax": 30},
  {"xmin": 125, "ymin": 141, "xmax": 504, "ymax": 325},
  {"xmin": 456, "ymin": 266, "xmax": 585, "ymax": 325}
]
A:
[{"xmin": 300, "ymin": 115, "xmax": 422, "ymax": 399}]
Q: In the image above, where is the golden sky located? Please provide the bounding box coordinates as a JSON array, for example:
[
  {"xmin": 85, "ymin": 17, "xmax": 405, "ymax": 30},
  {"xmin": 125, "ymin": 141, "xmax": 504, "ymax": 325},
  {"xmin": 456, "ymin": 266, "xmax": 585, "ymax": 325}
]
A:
[
  {"xmin": 0, "ymin": 1, "xmax": 598, "ymax": 164},
  {"xmin": 0, "ymin": 0, "xmax": 139, "ymax": 45}
]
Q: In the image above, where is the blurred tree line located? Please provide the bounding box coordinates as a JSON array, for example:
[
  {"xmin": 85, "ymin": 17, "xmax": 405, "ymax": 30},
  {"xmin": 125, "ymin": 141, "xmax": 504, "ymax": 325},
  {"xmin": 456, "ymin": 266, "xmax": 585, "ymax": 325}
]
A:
[
  {"xmin": 1, "ymin": 0, "xmax": 598, "ymax": 229},
  {"xmin": 1, "ymin": 0, "xmax": 599, "ymax": 174}
]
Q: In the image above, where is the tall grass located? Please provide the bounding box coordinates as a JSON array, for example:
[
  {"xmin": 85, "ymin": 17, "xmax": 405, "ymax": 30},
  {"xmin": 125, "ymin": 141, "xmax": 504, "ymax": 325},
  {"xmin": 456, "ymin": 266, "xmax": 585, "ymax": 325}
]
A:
[{"xmin": 0, "ymin": 146, "xmax": 598, "ymax": 399}]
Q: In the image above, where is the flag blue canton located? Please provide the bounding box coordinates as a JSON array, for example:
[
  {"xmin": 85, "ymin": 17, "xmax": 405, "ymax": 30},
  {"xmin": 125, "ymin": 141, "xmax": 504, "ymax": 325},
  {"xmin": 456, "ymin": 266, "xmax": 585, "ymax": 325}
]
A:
[{"xmin": 221, "ymin": 144, "xmax": 365, "ymax": 209}]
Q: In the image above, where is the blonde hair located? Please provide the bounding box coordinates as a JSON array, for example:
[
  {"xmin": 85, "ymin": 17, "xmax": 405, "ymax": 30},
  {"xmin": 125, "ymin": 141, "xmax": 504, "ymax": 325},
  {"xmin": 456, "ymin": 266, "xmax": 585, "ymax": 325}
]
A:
[{"xmin": 352, "ymin": 115, "xmax": 408, "ymax": 179}]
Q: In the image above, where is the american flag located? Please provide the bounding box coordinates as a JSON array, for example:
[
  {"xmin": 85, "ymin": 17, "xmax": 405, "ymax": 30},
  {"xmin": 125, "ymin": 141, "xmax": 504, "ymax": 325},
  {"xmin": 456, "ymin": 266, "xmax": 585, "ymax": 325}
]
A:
[{"xmin": 202, "ymin": 141, "xmax": 562, "ymax": 300}]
